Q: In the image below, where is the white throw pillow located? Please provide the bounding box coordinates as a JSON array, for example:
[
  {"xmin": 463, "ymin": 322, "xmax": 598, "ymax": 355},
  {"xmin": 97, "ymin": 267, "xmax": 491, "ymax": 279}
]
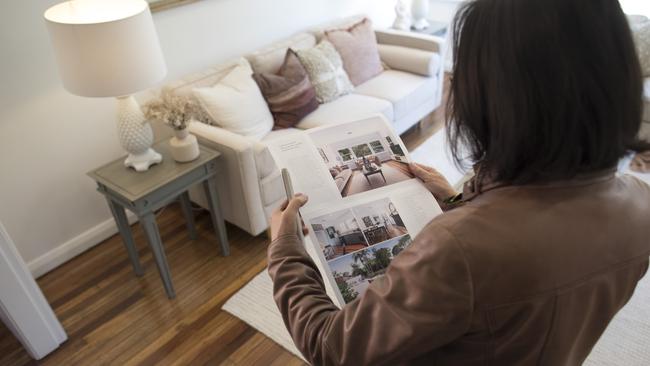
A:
[{"xmin": 193, "ymin": 65, "xmax": 274, "ymax": 140}]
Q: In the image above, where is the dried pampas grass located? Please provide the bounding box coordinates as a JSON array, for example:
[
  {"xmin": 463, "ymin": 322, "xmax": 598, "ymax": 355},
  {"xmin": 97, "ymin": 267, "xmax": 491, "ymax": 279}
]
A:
[{"xmin": 143, "ymin": 88, "xmax": 212, "ymax": 130}]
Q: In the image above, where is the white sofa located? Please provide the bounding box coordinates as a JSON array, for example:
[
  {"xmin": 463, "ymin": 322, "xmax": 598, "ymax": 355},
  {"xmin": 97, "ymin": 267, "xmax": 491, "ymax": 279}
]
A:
[{"xmin": 157, "ymin": 16, "xmax": 447, "ymax": 236}]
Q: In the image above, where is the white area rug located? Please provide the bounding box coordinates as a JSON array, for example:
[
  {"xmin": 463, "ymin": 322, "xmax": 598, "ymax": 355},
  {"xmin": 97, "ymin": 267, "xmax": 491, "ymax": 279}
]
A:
[
  {"xmin": 222, "ymin": 131, "xmax": 650, "ymax": 364},
  {"xmin": 223, "ymin": 271, "xmax": 305, "ymax": 361}
]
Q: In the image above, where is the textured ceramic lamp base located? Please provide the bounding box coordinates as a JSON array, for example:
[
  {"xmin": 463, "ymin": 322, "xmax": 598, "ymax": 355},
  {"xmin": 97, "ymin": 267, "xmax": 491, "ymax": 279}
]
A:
[
  {"xmin": 117, "ymin": 95, "xmax": 162, "ymax": 172},
  {"xmin": 412, "ymin": 18, "xmax": 430, "ymax": 30},
  {"xmin": 411, "ymin": 0, "xmax": 430, "ymax": 30},
  {"xmin": 124, "ymin": 148, "xmax": 163, "ymax": 172}
]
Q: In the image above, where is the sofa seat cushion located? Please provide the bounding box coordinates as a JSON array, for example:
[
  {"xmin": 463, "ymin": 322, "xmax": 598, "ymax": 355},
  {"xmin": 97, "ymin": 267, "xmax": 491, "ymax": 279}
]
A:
[
  {"xmin": 297, "ymin": 94, "xmax": 394, "ymax": 129},
  {"xmin": 354, "ymin": 70, "xmax": 436, "ymax": 121}
]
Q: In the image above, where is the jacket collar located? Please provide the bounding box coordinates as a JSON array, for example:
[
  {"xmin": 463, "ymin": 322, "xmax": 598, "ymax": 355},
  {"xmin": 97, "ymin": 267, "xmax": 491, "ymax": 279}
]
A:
[{"xmin": 461, "ymin": 166, "xmax": 618, "ymax": 202}]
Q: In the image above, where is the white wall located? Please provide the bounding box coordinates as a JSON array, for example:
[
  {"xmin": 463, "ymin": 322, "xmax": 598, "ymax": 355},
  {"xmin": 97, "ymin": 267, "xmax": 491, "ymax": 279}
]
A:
[
  {"xmin": 428, "ymin": 0, "xmax": 463, "ymax": 23},
  {"xmin": 619, "ymin": 0, "xmax": 650, "ymax": 16},
  {"xmin": 0, "ymin": 0, "xmax": 395, "ymax": 277}
]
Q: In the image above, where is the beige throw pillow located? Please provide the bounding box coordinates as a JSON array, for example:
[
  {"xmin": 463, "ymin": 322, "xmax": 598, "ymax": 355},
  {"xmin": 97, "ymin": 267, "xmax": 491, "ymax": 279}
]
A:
[
  {"xmin": 295, "ymin": 41, "xmax": 354, "ymax": 103},
  {"xmin": 325, "ymin": 18, "xmax": 383, "ymax": 86},
  {"xmin": 193, "ymin": 64, "xmax": 274, "ymax": 140}
]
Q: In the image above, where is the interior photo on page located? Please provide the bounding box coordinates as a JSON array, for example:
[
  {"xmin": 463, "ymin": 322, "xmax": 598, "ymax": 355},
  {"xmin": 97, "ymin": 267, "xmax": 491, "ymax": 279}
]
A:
[
  {"xmin": 310, "ymin": 197, "xmax": 409, "ymax": 260},
  {"xmin": 308, "ymin": 117, "xmax": 414, "ymax": 198},
  {"xmin": 306, "ymin": 197, "xmax": 413, "ymax": 303},
  {"xmin": 329, "ymin": 234, "xmax": 413, "ymax": 303}
]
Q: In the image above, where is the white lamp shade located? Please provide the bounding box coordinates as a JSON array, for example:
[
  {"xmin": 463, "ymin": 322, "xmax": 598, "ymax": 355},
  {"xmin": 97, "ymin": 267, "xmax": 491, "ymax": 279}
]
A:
[{"xmin": 44, "ymin": 0, "xmax": 167, "ymax": 97}]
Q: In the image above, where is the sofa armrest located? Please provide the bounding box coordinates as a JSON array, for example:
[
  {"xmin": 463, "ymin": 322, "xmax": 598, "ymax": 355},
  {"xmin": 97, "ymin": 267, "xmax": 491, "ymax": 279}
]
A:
[
  {"xmin": 377, "ymin": 44, "xmax": 441, "ymax": 77},
  {"xmin": 375, "ymin": 29, "xmax": 445, "ymax": 53},
  {"xmin": 189, "ymin": 122, "xmax": 255, "ymax": 152},
  {"xmin": 188, "ymin": 122, "xmax": 269, "ymax": 235}
]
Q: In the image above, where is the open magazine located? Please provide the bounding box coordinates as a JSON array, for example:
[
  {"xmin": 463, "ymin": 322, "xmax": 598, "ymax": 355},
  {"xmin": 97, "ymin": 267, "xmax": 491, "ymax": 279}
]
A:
[{"xmin": 268, "ymin": 115, "xmax": 442, "ymax": 307}]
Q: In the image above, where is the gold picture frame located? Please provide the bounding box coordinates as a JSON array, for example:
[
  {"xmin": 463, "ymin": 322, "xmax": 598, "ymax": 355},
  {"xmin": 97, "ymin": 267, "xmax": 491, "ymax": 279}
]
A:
[{"xmin": 147, "ymin": 0, "xmax": 201, "ymax": 13}]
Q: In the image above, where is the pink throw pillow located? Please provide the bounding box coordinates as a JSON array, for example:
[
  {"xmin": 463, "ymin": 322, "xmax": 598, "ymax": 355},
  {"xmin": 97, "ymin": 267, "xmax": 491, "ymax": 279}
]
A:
[{"xmin": 325, "ymin": 18, "xmax": 383, "ymax": 86}]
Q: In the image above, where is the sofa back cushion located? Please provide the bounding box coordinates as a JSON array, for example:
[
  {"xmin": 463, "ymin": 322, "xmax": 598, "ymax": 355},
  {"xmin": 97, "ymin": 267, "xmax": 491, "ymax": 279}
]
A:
[
  {"xmin": 165, "ymin": 57, "xmax": 252, "ymax": 98},
  {"xmin": 193, "ymin": 63, "xmax": 274, "ymax": 140},
  {"xmin": 253, "ymin": 49, "xmax": 319, "ymax": 129},
  {"xmin": 247, "ymin": 33, "xmax": 317, "ymax": 75},
  {"xmin": 295, "ymin": 40, "xmax": 354, "ymax": 103},
  {"xmin": 325, "ymin": 18, "xmax": 383, "ymax": 86}
]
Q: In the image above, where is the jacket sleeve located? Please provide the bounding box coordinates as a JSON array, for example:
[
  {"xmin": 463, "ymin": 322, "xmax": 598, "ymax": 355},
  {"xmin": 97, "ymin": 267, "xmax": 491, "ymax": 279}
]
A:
[{"xmin": 267, "ymin": 223, "xmax": 474, "ymax": 366}]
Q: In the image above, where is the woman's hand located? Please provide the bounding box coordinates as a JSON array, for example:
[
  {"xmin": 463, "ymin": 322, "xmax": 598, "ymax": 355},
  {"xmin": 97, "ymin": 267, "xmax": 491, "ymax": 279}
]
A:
[
  {"xmin": 409, "ymin": 163, "xmax": 457, "ymax": 202},
  {"xmin": 270, "ymin": 194, "xmax": 309, "ymax": 241}
]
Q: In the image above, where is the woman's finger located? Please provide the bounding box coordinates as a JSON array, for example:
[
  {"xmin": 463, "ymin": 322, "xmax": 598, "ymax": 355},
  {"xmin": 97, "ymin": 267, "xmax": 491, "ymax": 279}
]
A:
[
  {"xmin": 283, "ymin": 194, "xmax": 308, "ymax": 218},
  {"xmin": 279, "ymin": 199, "xmax": 290, "ymax": 211},
  {"xmin": 415, "ymin": 162, "xmax": 441, "ymax": 174},
  {"xmin": 409, "ymin": 163, "xmax": 429, "ymax": 179}
]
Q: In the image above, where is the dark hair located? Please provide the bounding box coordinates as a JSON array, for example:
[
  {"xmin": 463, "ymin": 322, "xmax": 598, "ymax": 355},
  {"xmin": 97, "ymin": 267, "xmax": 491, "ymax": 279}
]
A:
[{"xmin": 447, "ymin": 0, "xmax": 644, "ymax": 184}]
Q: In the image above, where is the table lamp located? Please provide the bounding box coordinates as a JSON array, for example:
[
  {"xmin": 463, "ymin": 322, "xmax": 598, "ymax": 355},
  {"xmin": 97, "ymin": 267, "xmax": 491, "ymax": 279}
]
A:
[{"xmin": 44, "ymin": 0, "xmax": 167, "ymax": 171}]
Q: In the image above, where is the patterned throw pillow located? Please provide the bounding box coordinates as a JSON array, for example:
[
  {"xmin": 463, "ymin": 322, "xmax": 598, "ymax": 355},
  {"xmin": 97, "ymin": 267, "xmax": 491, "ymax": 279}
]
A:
[
  {"xmin": 325, "ymin": 18, "xmax": 384, "ymax": 86},
  {"xmin": 295, "ymin": 41, "xmax": 354, "ymax": 103},
  {"xmin": 253, "ymin": 49, "xmax": 319, "ymax": 129},
  {"xmin": 632, "ymin": 22, "xmax": 650, "ymax": 77}
]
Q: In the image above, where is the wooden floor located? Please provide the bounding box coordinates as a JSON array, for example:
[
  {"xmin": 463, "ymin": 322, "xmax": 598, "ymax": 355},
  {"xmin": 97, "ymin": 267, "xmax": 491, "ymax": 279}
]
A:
[{"xmin": 0, "ymin": 81, "xmax": 447, "ymax": 366}]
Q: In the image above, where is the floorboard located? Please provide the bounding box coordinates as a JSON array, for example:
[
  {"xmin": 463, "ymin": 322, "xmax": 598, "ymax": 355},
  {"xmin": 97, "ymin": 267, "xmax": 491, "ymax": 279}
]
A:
[{"xmin": 0, "ymin": 75, "xmax": 447, "ymax": 365}]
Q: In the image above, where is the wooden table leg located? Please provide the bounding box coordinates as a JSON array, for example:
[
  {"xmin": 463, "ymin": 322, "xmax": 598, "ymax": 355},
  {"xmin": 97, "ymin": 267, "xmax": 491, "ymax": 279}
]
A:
[
  {"xmin": 106, "ymin": 198, "xmax": 144, "ymax": 277},
  {"xmin": 179, "ymin": 192, "xmax": 198, "ymax": 240},
  {"xmin": 140, "ymin": 213, "xmax": 176, "ymax": 299},
  {"xmin": 202, "ymin": 178, "xmax": 230, "ymax": 256}
]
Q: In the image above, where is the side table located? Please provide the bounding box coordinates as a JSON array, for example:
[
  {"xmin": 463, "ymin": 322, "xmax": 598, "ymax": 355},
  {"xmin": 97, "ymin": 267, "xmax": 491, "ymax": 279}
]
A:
[
  {"xmin": 88, "ymin": 141, "xmax": 229, "ymax": 299},
  {"xmin": 410, "ymin": 20, "xmax": 448, "ymax": 37}
]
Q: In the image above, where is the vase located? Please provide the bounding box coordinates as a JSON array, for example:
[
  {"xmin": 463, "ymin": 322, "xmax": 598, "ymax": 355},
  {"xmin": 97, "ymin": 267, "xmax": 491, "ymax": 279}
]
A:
[
  {"xmin": 169, "ymin": 127, "xmax": 200, "ymax": 163},
  {"xmin": 411, "ymin": 0, "xmax": 430, "ymax": 31}
]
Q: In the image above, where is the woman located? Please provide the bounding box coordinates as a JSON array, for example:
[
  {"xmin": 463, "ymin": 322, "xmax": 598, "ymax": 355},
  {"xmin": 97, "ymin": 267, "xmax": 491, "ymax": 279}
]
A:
[{"xmin": 268, "ymin": 0, "xmax": 650, "ymax": 364}]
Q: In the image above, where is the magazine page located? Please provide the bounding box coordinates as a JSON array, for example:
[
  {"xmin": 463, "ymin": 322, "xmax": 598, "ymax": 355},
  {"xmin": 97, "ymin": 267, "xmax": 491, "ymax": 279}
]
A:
[
  {"xmin": 267, "ymin": 115, "xmax": 442, "ymax": 307},
  {"xmin": 300, "ymin": 183, "xmax": 440, "ymax": 305}
]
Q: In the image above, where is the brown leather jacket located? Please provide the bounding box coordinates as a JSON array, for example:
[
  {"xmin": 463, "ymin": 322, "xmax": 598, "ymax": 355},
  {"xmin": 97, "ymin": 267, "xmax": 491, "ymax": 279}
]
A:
[{"xmin": 267, "ymin": 171, "xmax": 650, "ymax": 365}]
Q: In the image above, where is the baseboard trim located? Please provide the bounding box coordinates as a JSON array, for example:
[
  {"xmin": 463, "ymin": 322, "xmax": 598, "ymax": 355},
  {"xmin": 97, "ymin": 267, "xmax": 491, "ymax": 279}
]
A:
[{"xmin": 28, "ymin": 213, "xmax": 137, "ymax": 278}]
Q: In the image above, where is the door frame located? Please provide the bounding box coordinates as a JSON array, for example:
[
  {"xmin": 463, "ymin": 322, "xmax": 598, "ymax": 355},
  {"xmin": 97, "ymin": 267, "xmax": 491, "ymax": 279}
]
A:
[{"xmin": 0, "ymin": 221, "xmax": 67, "ymax": 359}]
